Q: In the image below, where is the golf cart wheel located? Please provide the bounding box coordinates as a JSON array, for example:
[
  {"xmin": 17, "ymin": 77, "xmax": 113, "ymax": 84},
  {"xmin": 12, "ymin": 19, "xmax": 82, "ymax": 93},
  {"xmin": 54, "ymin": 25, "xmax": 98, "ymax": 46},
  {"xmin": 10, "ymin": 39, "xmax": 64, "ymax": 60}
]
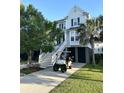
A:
[
  {"xmin": 61, "ymin": 64, "xmax": 67, "ymax": 73},
  {"xmin": 53, "ymin": 64, "xmax": 59, "ymax": 71}
]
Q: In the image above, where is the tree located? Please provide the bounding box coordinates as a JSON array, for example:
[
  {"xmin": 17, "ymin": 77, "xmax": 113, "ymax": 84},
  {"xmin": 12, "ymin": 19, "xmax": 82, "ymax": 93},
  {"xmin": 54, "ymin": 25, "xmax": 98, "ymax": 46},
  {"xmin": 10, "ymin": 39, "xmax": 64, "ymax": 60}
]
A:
[
  {"xmin": 20, "ymin": 4, "xmax": 63, "ymax": 64},
  {"xmin": 40, "ymin": 21, "xmax": 63, "ymax": 53},
  {"xmin": 97, "ymin": 15, "xmax": 103, "ymax": 42},
  {"xmin": 77, "ymin": 15, "xmax": 103, "ymax": 66},
  {"xmin": 20, "ymin": 4, "xmax": 47, "ymax": 64}
]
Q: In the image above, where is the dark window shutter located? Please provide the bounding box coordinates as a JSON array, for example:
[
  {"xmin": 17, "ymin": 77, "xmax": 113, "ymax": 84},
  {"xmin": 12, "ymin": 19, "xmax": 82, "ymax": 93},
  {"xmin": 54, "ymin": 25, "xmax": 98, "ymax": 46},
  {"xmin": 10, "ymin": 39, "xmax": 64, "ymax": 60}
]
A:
[
  {"xmin": 71, "ymin": 19, "xmax": 73, "ymax": 26},
  {"xmin": 62, "ymin": 24, "xmax": 63, "ymax": 29},
  {"xmin": 77, "ymin": 17, "xmax": 80, "ymax": 25}
]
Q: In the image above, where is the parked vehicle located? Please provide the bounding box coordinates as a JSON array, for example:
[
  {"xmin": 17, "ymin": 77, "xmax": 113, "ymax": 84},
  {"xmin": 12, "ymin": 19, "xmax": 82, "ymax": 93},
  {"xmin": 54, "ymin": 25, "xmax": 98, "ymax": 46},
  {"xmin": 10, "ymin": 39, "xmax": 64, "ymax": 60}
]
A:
[
  {"xmin": 53, "ymin": 51, "xmax": 72, "ymax": 73},
  {"xmin": 53, "ymin": 59, "xmax": 67, "ymax": 73}
]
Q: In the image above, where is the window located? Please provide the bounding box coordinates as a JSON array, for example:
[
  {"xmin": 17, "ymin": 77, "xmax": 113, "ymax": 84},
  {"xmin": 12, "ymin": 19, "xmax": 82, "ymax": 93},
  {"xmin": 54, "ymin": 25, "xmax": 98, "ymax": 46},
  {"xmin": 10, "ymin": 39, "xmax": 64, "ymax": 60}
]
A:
[
  {"xmin": 98, "ymin": 48, "xmax": 100, "ymax": 52},
  {"xmin": 75, "ymin": 36, "xmax": 79, "ymax": 41},
  {"xmin": 71, "ymin": 36, "xmax": 74, "ymax": 41},
  {"xmin": 71, "ymin": 17, "xmax": 80, "ymax": 26},
  {"xmin": 63, "ymin": 22, "xmax": 66, "ymax": 29},
  {"xmin": 74, "ymin": 18, "xmax": 77, "ymax": 25},
  {"xmin": 59, "ymin": 23, "xmax": 65, "ymax": 29},
  {"xmin": 59, "ymin": 24, "xmax": 61, "ymax": 28}
]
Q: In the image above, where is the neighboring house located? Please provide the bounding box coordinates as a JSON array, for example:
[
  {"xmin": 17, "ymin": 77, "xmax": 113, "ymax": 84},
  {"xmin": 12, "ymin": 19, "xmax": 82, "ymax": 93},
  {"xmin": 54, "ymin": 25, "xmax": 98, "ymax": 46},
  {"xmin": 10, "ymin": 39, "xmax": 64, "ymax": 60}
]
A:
[{"xmin": 94, "ymin": 42, "xmax": 103, "ymax": 54}]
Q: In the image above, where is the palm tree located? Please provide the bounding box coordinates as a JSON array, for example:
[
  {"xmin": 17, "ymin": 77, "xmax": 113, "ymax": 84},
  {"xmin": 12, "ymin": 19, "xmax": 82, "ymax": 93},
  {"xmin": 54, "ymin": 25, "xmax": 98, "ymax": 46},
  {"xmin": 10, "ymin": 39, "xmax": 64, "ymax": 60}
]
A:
[
  {"xmin": 97, "ymin": 15, "xmax": 103, "ymax": 42},
  {"xmin": 77, "ymin": 15, "xmax": 103, "ymax": 66}
]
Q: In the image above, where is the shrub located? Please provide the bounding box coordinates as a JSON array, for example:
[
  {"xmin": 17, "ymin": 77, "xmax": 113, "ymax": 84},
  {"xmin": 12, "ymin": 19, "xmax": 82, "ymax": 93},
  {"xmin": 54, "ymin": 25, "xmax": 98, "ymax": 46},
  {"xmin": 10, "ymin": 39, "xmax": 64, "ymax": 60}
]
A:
[{"xmin": 95, "ymin": 54, "xmax": 103, "ymax": 64}]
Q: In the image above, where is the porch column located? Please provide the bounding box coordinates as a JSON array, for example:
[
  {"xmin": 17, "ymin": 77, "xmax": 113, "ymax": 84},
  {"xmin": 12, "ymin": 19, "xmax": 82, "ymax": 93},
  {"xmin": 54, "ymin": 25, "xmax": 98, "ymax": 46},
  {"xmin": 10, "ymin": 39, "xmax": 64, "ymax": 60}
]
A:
[
  {"xmin": 75, "ymin": 47, "xmax": 78, "ymax": 62},
  {"xmin": 85, "ymin": 47, "xmax": 90, "ymax": 63},
  {"xmin": 64, "ymin": 30, "xmax": 66, "ymax": 41}
]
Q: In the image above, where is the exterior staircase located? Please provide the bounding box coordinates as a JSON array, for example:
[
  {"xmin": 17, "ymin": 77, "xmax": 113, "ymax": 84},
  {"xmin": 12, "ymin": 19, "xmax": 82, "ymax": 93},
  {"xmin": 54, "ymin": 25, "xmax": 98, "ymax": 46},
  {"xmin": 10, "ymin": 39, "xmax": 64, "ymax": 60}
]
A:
[{"xmin": 38, "ymin": 41, "xmax": 66, "ymax": 68}]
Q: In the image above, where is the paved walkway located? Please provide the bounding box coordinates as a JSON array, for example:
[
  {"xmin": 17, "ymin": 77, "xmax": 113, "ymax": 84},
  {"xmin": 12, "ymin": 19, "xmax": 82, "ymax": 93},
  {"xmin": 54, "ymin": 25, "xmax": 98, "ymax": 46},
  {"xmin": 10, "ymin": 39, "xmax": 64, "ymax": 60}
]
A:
[{"xmin": 20, "ymin": 63, "xmax": 86, "ymax": 93}]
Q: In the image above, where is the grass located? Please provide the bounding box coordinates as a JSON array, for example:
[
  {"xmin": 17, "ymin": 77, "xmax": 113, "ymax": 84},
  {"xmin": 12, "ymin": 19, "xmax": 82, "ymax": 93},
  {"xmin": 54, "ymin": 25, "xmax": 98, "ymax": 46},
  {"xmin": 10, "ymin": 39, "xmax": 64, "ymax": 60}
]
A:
[{"xmin": 49, "ymin": 64, "xmax": 103, "ymax": 93}]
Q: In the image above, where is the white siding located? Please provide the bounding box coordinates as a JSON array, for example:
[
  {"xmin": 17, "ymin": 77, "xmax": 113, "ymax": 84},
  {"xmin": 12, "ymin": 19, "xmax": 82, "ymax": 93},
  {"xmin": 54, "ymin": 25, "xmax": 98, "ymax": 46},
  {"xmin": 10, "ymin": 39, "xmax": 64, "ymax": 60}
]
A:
[{"xmin": 56, "ymin": 6, "xmax": 91, "ymax": 46}]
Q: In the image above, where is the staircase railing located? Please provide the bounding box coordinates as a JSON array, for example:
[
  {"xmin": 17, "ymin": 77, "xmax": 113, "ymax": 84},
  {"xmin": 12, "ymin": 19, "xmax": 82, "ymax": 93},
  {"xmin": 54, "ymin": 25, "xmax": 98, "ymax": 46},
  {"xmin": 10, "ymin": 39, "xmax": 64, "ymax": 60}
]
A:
[
  {"xmin": 38, "ymin": 41, "xmax": 66, "ymax": 68},
  {"xmin": 51, "ymin": 41, "xmax": 66, "ymax": 65}
]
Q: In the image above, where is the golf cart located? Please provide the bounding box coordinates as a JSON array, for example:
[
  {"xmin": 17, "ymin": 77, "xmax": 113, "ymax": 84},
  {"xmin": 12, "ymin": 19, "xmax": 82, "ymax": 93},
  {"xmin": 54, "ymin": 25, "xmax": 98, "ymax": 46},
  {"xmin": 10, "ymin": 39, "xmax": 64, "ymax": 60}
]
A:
[{"xmin": 53, "ymin": 51, "xmax": 72, "ymax": 73}]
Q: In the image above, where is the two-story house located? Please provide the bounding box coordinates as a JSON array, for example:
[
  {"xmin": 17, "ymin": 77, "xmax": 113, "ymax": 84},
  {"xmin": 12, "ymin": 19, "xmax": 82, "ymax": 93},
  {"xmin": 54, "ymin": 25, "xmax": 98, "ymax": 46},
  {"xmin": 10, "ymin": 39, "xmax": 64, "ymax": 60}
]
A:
[
  {"xmin": 39, "ymin": 6, "xmax": 103, "ymax": 68},
  {"xmin": 55, "ymin": 6, "xmax": 92, "ymax": 63}
]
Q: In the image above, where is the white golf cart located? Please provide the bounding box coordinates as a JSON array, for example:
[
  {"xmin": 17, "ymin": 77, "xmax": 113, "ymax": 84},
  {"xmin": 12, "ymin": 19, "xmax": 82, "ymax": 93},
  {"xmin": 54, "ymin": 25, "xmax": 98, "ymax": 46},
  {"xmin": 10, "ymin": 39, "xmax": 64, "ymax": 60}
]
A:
[{"xmin": 53, "ymin": 51, "xmax": 72, "ymax": 73}]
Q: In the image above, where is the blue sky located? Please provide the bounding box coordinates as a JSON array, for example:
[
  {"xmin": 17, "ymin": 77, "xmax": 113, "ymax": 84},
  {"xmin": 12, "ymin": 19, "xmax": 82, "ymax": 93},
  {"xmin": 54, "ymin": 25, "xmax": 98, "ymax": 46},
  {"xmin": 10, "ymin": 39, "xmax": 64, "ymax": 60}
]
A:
[{"xmin": 21, "ymin": 0, "xmax": 103, "ymax": 21}]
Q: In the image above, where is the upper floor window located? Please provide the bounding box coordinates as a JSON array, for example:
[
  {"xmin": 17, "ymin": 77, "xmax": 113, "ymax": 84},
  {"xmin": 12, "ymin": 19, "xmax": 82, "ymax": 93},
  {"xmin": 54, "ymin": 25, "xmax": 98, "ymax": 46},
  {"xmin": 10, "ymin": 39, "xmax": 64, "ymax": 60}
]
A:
[
  {"xmin": 71, "ymin": 17, "xmax": 80, "ymax": 26},
  {"xmin": 59, "ymin": 24, "xmax": 61, "ymax": 28},
  {"xmin": 58, "ymin": 22, "xmax": 66, "ymax": 29},
  {"xmin": 71, "ymin": 36, "xmax": 74, "ymax": 41},
  {"xmin": 98, "ymin": 48, "xmax": 100, "ymax": 52},
  {"xmin": 75, "ymin": 36, "xmax": 79, "ymax": 41},
  {"xmin": 63, "ymin": 22, "xmax": 66, "ymax": 29},
  {"xmin": 74, "ymin": 18, "xmax": 77, "ymax": 25}
]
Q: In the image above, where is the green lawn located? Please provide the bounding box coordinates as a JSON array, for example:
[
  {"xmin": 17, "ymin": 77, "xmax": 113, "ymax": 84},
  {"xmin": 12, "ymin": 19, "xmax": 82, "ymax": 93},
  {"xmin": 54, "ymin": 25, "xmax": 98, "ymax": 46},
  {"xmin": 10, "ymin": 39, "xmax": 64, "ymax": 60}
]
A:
[{"xmin": 49, "ymin": 64, "xmax": 103, "ymax": 93}]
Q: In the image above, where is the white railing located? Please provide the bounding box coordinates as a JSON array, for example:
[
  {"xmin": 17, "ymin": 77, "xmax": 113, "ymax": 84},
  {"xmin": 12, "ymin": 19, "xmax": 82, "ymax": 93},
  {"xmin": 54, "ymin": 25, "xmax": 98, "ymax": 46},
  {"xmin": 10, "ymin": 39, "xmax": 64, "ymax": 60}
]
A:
[
  {"xmin": 51, "ymin": 41, "xmax": 66, "ymax": 64},
  {"xmin": 38, "ymin": 53, "xmax": 52, "ymax": 68},
  {"xmin": 38, "ymin": 41, "xmax": 67, "ymax": 68},
  {"xmin": 38, "ymin": 53, "xmax": 45, "ymax": 63}
]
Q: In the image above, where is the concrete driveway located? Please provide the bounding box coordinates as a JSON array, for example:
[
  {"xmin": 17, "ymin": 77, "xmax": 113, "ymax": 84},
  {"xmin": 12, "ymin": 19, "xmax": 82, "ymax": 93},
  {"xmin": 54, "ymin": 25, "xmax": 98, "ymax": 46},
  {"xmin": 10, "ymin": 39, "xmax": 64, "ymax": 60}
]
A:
[{"xmin": 20, "ymin": 63, "xmax": 86, "ymax": 93}]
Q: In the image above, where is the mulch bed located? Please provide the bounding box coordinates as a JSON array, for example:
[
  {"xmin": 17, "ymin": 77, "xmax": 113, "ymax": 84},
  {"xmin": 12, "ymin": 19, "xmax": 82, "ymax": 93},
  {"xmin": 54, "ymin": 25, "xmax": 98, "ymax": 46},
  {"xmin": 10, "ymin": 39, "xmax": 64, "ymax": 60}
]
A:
[{"xmin": 20, "ymin": 67, "xmax": 44, "ymax": 75}]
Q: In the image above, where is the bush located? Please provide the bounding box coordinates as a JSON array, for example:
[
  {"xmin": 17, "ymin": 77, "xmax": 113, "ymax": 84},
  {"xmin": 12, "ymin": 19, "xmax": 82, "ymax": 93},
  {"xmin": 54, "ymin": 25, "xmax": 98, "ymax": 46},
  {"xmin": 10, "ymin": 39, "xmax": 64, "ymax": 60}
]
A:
[
  {"xmin": 95, "ymin": 54, "xmax": 103, "ymax": 64},
  {"xmin": 21, "ymin": 63, "xmax": 43, "ymax": 75}
]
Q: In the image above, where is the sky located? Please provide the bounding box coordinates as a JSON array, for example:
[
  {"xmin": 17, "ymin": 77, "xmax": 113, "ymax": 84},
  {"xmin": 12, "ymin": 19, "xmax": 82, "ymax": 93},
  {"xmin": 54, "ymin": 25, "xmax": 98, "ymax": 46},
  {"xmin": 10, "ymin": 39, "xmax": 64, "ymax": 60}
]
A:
[{"xmin": 21, "ymin": 0, "xmax": 103, "ymax": 21}]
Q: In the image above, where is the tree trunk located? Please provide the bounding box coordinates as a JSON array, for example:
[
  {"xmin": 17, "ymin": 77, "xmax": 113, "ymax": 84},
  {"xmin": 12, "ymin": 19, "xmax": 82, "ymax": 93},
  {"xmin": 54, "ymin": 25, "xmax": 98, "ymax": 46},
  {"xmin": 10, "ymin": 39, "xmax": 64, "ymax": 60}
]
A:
[
  {"xmin": 91, "ymin": 39, "xmax": 96, "ymax": 66},
  {"xmin": 28, "ymin": 50, "xmax": 32, "ymax": 64},
  {"xmin": 92, "ymin": 46, "xmax": 96, "ymax": 66}
]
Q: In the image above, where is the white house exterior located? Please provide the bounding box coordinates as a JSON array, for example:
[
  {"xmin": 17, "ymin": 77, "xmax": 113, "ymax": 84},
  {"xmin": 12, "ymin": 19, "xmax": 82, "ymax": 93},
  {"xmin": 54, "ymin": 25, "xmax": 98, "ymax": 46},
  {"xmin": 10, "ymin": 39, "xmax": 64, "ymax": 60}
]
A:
[
  {"xmin": 94, "ymin": 42, "xmax": 103, "ymax": 54},
  {"xmin": 56, "ymin": 6, "xmax": 91, "ymax": 46},
  {"xmin": 38, "ymin": 6, "xmax": 103, "ymax": 67},
  {"xmin": 55, "ymin": 6, "xmax": 92, "ymax": 63}
]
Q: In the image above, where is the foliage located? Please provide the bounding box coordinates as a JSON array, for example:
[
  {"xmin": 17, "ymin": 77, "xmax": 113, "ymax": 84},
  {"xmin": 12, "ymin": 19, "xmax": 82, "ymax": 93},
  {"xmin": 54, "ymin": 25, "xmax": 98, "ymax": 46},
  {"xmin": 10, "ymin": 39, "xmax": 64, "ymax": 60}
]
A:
[
  {"xmin": 20, "ymin": 4, "xmax": 45, "ymax": 63},
  {"xmin": 77, "ymin": 15, "xmax": 103, "ymax": 65},
  {"xmin": 20, "ymin": 4, "xmax": 63, "ymax": 63},
  {"xmin": 95, "ymin": 54, "xmax": 103, "ymax": 64}
]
